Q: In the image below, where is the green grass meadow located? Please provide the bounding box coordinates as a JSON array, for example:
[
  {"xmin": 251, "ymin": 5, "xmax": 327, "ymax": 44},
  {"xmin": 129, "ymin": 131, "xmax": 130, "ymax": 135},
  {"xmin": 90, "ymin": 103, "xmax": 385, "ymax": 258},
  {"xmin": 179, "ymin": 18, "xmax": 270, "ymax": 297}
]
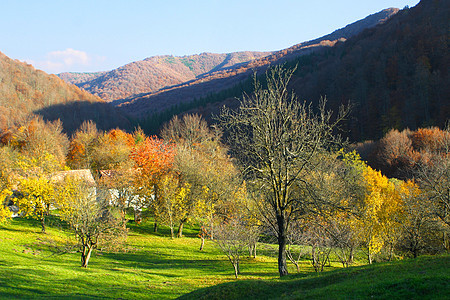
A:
[
  {"xmin": 0, "ymin": 218, "xmax": 448, "ymax": 299},
  {"xmin": 0, "ymin": 218, "xmax": 280, "ymax": 299}
]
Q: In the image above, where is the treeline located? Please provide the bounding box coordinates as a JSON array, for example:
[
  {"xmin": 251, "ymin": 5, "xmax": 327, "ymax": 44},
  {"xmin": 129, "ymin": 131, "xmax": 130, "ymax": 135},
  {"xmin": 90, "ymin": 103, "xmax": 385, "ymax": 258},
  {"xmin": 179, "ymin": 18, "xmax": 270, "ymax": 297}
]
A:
[{"xmin": 2, "ymin": 66, "xmax": 448, "ymax": 280}]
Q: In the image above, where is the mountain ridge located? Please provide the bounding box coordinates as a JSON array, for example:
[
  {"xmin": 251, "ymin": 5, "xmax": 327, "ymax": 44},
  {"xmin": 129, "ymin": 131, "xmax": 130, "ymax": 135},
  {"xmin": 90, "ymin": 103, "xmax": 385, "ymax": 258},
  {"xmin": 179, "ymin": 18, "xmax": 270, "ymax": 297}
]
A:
[
  {"xmin": 0, "ymin": 51, "xmax": 131, "ymax": 134},
  {"xmin": 59, "ymin": 51, "xmax": 272, "ymax": 102},
  {"xmin": 58, "ymin": 7, "xmax": 398, "ymax": 111},
  {"xmin": 116, "ymin": 8, "xmax": 400, "ymax": 118},
  {"xmin": 150, "ymin": 0, "xmax": 448, "ymax": 141}
]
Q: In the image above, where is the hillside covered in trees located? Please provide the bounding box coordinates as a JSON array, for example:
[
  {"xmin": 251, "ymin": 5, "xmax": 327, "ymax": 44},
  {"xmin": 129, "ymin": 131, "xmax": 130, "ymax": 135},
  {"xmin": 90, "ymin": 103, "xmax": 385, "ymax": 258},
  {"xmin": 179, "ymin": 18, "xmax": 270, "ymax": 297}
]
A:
[
  {"xmin": 131, "ymin": 0, "xmax": 448, "ymax": 142},
  {"xmin": 0, "ymin": 52, "xmax": 131, "ymax": 134},
  {"xmin": 289, "ymin": 0, "xmax": 449, "ymax": 141},
  {"xmin": 58, "ymin": 51, "xmax": 272, "ymax": 102},
  {"xmin": 53, "ymin": 8, "xmax": 397, "ymax": 121},
  {"xmin": 116, "ymin": 8, "xmax": 399, "ymax": 120}
]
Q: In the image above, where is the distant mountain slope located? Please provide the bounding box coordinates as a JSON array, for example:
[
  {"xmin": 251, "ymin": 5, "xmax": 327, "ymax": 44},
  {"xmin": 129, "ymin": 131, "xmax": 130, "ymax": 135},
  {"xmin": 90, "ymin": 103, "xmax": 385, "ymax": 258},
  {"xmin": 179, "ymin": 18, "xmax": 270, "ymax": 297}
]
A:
[
  {"xmin": 117, "ymin": 8, "xmax": 400, "ymax": 119},
  {"xmin": 58, "ymin": 71, "xmax": 107, "ymax": 84},
  {"xmin": 288, "ymin": 0, "xmax": 449, "ymax": 140},
  {"xmin": 152, "ymin": 0, "xmax": 448, "ymax": 142},
  {"xmin": 59, "ymin": 52, "xmax": 272, "ymax": 102},
  {"xmin": 0, "ymin": 52, "xmax": 131, "ymax": 134}
]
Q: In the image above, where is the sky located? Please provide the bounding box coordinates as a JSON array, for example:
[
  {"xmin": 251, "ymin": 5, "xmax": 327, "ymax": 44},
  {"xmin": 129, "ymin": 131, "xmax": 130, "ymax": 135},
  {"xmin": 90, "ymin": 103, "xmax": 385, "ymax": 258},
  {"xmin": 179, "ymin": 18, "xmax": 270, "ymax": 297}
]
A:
[{"xmin": 0, "ymin": 0, "xmax": 420, "ymax": 74}]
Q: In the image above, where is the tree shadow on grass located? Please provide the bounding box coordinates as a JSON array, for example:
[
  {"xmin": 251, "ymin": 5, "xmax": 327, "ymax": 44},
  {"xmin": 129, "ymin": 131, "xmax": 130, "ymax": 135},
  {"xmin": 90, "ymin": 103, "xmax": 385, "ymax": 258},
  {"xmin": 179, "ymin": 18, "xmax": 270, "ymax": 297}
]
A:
[
  {"xmin": 1, "ymin": 216, "xmax": 70, "ymax": 233},
  {"xmin": 101, "ymin": 250, "xmax": 228, "ymax": 275},
  {"xmin": 0, "ymin": 266, "xmax": 145, "ymax": 299},
  {"xmin": 179, "ymin": 256, "xmax": 450, "ymax": 300},
  {"xmin": 127, "ymin": 221, "xmax": 199, "ymax": 238}
]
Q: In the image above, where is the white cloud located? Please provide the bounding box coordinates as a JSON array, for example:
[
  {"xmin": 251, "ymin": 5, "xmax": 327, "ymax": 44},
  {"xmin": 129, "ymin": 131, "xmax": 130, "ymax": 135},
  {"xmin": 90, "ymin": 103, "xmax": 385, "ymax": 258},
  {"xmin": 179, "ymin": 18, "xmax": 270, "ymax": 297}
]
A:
[
  {"xmin": 28, "ymin": 48, "xmax": 105, "ymax": 74},
  {"xmin": 47, "ymin": 48, "xmax": 90, "ymax": 67}
]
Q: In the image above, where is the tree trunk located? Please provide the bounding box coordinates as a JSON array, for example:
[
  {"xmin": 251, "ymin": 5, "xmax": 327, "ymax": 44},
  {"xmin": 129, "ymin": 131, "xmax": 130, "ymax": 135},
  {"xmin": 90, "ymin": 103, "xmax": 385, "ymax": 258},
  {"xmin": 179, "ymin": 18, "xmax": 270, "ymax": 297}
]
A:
[
  {"xmin": 233, "ymin": 262, "xmax": 239, "ymax": 279},
  {"xmin": 248, "ymin": 243, "xmax": 257, "ymax": 258},
  {"xmin": 177, "ymin": 219, "xmax": 186, "ymax": 238},
  {"xmin": 199, "ymin": 236, "xmax": 205, "ymax": 251},
  {"xmin": 349, "ymin": 247, "xmax": 354, "ymax": 263},
  {"xmin": 312, "ymin": 245, "xmax": 318, "ymax": 272},
  {"xmin": 40, "ymin": 217, "xmax": 46, "ymax": 234},
  {"xmin": 295, "ymin": 262, "xmax": 300, "ymax": 273},
  {"xmin": 121, "ymin": 208, "xmax": 127, "ymax": 229},
  {"xmin": 169, "ymin": 215, "xmax": 174, "ymax": 239},
  {"xmin": 133, "ymin": 208, "xmax": 141, "ymax": 223},
  {"xmin": 388, "ymin": 243, "xmax": 394, "ymax": 261},
  {"xmin": 153, "ymin": 222, "xmax": 158, "ymax": 233},
  {"xmin": 81, "ymin": 244, "xmax": 94, "ymax": 268},
  {"xmin": 413, "ymin": 243, "xmax": 419, "ymax": 258},
  {"xmin": 277, "ymin": 214, "xmax": 289, "ymax": 277},
  {"xmin": 170, "ymin": 225, "xmax": 174, "ymax": 239}
]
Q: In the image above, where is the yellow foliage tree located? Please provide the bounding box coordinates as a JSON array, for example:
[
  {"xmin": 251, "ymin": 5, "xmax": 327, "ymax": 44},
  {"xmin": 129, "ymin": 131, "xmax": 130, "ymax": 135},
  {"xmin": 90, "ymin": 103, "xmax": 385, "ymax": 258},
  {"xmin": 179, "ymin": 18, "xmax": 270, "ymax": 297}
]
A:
[
  {"xmin": 57, "ymin": 177, "xmax": 126, "ymax": 268},
  {"xmin": 15, "ymin": 152, "xmax": 62, "ymax": 233},
  {"xmin": 341, "ymin": 150, "xmax": 407, "ymax": 263},
  {"xmin": 155, "ymin": 173, "xmax": 190, "ymax": 238},
  {"xmin": 17, "ymin": 176, "xmax": 55, "ymax": 233},
  {"xmin": 0, "ymin": 147, "xmax": 13, "ymax": 222}
]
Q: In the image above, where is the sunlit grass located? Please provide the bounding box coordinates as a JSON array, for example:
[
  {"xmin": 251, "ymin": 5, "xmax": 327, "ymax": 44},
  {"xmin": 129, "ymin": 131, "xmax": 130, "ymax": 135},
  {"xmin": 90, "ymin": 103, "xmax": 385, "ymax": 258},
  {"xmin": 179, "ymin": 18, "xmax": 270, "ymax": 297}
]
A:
[
  {"xmin": 180, "ymin": 255, "xmax": 450, "ymax": 299},
  {"xmin": 1, "ymin": 218, "xmax": 447, "ymax": 299},
  {"xmin": 0, "ymin": 218, "xmax": 280, "ymax": 299}
]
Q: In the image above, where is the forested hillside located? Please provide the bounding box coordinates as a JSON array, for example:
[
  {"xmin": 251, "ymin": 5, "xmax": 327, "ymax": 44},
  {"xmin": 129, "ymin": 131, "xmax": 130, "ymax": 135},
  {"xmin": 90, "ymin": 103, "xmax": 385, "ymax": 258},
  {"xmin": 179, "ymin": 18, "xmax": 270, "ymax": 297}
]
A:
[
  {"xmin": 0, "ymin": 52, "xmax": 131, "ymax": 134},
  {"xmin": 58, "ymin": 71, "xmax": 107, "ymax": 85},
  {"xmin": 133, "ymin": 0, "xmax": 448, "ymax": 141},
  {"xmin": 116, "ymin": 8, "xmax": 399, "ymax": 124},
  {"xmin": 289, "ymin": 0, "xmax": 449, "ymax": 141},
  {"xmin": 59, "ymin": 52, "xmax": 272, "ymax": 102}
]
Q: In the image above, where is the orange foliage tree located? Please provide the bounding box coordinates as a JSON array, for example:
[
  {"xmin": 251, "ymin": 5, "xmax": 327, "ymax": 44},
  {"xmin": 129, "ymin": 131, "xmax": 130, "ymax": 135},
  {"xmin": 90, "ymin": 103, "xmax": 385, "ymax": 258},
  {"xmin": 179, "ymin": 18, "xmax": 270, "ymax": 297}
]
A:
[{"xmin": 130, "ymin": 136, "xmax": 176, "ymax": 230}]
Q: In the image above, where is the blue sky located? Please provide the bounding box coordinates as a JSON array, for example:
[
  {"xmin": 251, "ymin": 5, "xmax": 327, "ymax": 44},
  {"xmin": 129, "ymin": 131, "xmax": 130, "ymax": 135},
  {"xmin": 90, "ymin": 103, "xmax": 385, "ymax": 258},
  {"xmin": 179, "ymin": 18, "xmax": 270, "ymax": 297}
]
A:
[{"xmin": 0, "ymin": 0, "xmax": 420, "ymax": 74}]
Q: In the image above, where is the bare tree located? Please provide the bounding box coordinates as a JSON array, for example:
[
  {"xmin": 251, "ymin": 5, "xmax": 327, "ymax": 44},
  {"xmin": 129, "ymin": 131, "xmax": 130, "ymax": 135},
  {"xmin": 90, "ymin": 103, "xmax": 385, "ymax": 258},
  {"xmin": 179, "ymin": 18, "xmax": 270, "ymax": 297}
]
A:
[
  {"xmin": 161, "ymin": 113, "xmax": 220, "ymax": 147},
  {"xmin": 327, "ymin": 217, "xmax": 358, "ymax": 267},
  {"xmin": 416, "ymin": 129, "xmax": 450, "ymax": 243},
  {"xmin": 218, "ymin": 65, "xmax": 348, "ymax": 276},
  {"xmin": 214, "ymin": 216, "xmax": 252, "ymax": 278},
  {"xmin": 398, "ymin": 191, "xmax": 436, "ymax": 258},
  {"xmin": 285, "ymin": 220, "xmax": 309, "ymax": 272}
]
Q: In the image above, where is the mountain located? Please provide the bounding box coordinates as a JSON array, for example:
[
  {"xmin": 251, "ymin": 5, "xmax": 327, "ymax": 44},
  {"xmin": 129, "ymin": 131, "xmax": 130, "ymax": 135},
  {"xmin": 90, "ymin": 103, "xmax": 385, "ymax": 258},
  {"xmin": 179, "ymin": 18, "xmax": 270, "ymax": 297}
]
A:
[
  {"xmin": 287, "ymin": 0, "xmax": 449, "ymax": 141},
  {"xmin": 116, "ymin": 8, "xmax": 400, "ymax": 119},
  {"xmin": 59, "ymin": 52, "xmax": 272, "ymax": 102},
  {"xmin": 125, "ymin": 0, "xmax": 448, "ymax": 142},
  {"xmin": 0, "ymin": 51, "xmax": 131, "ymax": 134},
  {"xmin": 58, "ymin": 71, "xmax": 107, "ymax": 85}
]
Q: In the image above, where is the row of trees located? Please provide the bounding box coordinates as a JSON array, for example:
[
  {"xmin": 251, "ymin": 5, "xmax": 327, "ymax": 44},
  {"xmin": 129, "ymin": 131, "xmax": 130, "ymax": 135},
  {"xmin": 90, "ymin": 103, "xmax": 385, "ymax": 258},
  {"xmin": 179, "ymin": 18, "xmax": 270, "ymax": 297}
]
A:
[
  {"xmin": 0, "ymin": 111, "xmax": 250, "ymax": 267},
  {"xmin": 216, "ymin": 65, "xmax": 449, "ymax": 276},
  {"xmin": 1, "ymin": 65, "xmax": 448, "ymax": 277}
]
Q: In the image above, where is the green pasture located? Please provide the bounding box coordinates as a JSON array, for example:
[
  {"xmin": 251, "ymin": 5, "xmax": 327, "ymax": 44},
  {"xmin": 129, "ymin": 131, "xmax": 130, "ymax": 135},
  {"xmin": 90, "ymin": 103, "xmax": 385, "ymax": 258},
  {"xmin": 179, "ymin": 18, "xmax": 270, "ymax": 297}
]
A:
[{"xmin": 0, "ymin": 218, "xmax": 448, "ymax": 299}]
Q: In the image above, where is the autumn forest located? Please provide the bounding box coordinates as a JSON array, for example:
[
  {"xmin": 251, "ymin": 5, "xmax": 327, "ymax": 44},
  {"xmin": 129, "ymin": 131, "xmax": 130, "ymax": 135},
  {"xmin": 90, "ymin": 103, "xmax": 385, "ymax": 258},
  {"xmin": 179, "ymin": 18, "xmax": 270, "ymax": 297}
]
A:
[{"xmin": 0, "ymin": 0, "xmax": 449, "ymax": 298}]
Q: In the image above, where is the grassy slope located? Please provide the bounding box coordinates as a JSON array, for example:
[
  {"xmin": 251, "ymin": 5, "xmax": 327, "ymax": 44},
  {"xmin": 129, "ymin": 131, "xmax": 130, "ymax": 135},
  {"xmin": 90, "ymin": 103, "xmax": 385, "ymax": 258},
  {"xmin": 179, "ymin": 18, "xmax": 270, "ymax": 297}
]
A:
[
  {"xmin": 0, "ymin": 218, "xmax": 448, "ymax": 299},
  {"xmin": 180, "ymin": 256, "xmax": 450, "ymax": 300},
  {"xmin": 0, "ymin": 218, "xmax": 281, "ymax": 299}
]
